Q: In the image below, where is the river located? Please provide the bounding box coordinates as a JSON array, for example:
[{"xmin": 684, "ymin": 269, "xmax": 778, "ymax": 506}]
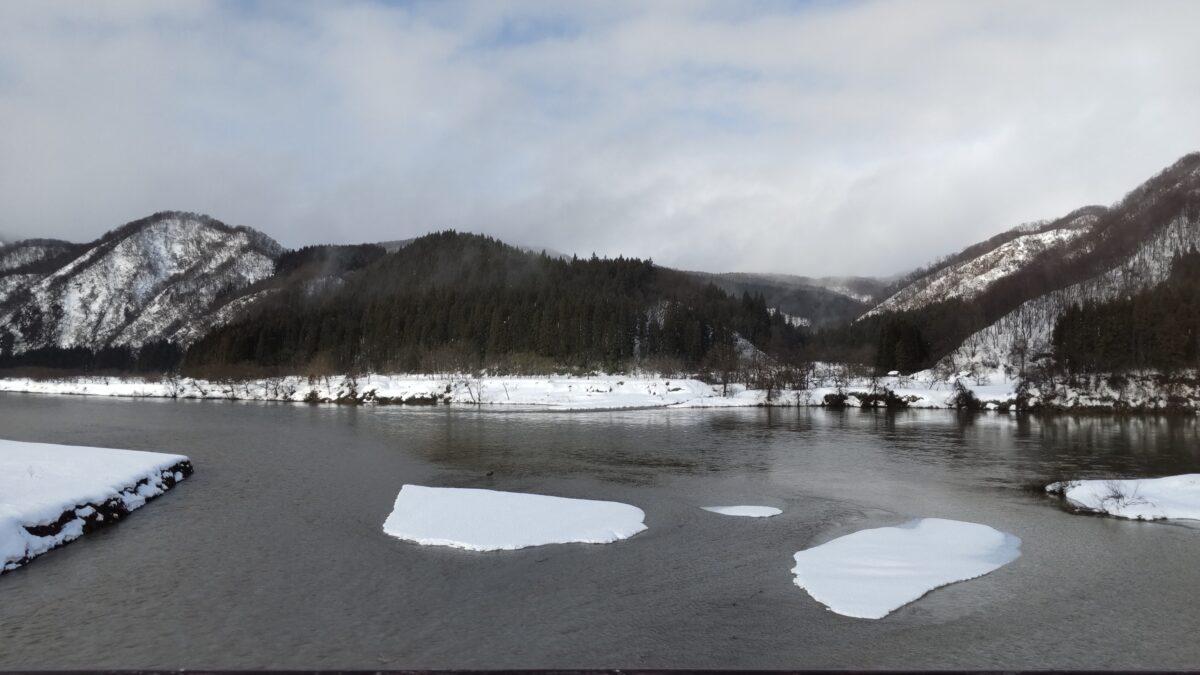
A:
[{"xmin": 1, "ymin": 394, "xmax": 1198, "ymax": 669}]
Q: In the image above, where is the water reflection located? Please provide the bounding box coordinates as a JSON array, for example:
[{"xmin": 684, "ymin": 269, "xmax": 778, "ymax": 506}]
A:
[{"xmin": 356, "ymin": 406, "xmax": 1200, "ymax": 491}]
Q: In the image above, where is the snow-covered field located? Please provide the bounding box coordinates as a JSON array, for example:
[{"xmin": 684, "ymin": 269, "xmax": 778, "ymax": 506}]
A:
[
  {"xmin": 382, "ymin": 485, "xmax": 647, "ymax": 551},
  {"xmin": 1047, "ymin": 475, "xmax": 1200, "ymax": 521},
  {"xmin": 1, "ymin": 439, "xmax": 191, "ymax": 572},
  {"xmin": 701, "ymin": 505, "xmax": 782, "ymax": 517},
  {"xmin": 790, "ymin": 518, "xmax": 1022, "ymax": 619}
]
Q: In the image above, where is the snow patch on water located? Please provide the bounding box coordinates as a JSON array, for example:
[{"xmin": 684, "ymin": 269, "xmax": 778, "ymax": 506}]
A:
[
  {"xmin": 790, "ymin": 518, "xmax": 1021, "ymax": 619},
  {"xmin": 382, "ymin": 485, "xmax": 647, "ymax": 551}
]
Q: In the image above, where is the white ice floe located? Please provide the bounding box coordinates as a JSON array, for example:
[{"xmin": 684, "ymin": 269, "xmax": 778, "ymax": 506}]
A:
[
  {"xmin": 701, "ymin": 505, "xmax": 782, "ymax": 518},
  {"xmin": 790, "ymin": 518, "xmax": 1021, "ymax": 619},
  {"xmin": 1048, "ymin": 474, "xmax": 1200, "ymax": 521},
  {"xmin": 1, "ymin": 439, "xmax": 190, "ymax": 571},
  {"xmin": 382, "ymin": 485, "xmax": 647, "ymax": 551}
]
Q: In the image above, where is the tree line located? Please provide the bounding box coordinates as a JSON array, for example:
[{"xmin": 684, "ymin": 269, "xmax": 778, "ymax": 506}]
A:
[
  {"xmin": 1051, "ymin": 250, "xmax": 1200, "ymax": 374},
  {"xmin": 0, "ymin": 338, "xmax": 183, "ymax": 373}
]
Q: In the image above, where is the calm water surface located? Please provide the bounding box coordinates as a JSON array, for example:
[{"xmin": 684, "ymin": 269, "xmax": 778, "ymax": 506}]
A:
[{"xmin": 1, "ymin": 394, "xmax": 1199, "ymax": 669}]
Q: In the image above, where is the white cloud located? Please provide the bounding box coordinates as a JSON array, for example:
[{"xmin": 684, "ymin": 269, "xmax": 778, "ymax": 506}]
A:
[{"xmin": 1, "ymin": 0, "xmax": 1199, "ymax": 276}]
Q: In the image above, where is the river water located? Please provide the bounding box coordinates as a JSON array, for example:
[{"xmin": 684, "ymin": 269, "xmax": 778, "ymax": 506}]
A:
[{"xmin": 1, "ymin": 394, "xmax": 1199, "ymax": 669}]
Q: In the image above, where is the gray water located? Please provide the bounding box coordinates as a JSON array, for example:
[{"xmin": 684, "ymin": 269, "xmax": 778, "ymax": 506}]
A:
[{"xmin": 1, "ymin": 394, "xmax": 1199, "ymax": 670}]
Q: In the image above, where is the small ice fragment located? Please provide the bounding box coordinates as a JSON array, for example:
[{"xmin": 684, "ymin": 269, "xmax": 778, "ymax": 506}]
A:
[{"xmin": 701, "ymin": 505, "xmax": 781, "ymax": 518}]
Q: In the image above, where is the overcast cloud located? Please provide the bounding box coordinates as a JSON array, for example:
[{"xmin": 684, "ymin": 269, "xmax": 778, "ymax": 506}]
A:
[{"xmin": 2, "ymin": 0, "xmax": 1199, "ymax": 276}]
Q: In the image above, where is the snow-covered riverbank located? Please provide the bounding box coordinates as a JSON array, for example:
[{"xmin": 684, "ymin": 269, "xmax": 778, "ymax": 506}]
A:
[
  {"xmin": 1047, "ymin": 475, "xmax": 1200, "ymax": 521},
  {"xmin": 1, "ymin": 440, "xmax": 191, "ymax": 573},
  {"xmin": 0, "ymin": 371, "xmax": 1007, "ymax": 410},
  {"xmin": 1, "ymin": 367, "xmax": 1195, "ymax": 411}
]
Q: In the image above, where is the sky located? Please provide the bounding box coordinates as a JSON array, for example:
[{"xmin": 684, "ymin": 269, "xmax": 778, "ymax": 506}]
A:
[{"xmin": 2, "ymin": 0, "xmax": 1200, "ymax": 277}]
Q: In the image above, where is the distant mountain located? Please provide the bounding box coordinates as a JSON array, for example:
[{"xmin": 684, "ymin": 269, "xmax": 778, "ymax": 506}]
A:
[
  {"xmin": 686, "ymin": 271, "xmax": 884, "ymax": 328},
  {"xmin": 0, "ymin": 212, "xmax": 282, "ymax": 355},
  {"xmin": 860, "ymin": 153, "xmax": 1200, "ymax": 371}
]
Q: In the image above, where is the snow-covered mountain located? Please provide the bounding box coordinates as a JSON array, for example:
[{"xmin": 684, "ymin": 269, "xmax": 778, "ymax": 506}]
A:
[
  {"xmin": 864, "ymin": 152, "xmax": 1200, "ymax": 371},
  {"xmin": 0, "ymin": 212, "xmax": 281, "ymax": 353},
  {"xmin": 863, "ymin": 208, "xmax": 1102, "ymax": 318}
]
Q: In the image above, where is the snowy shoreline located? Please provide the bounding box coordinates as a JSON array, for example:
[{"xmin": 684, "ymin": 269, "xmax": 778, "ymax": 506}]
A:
[
  {"xmin": 1, "ymin": 369, "xmax": 1197, "ymax": 412},
  {"xmin": 1, "ymin": 440, "xmax": 192, "ymax": 573},
  {"xmin": 0, "ymin": 371, "xmax": 1009, "ymax": 410}
]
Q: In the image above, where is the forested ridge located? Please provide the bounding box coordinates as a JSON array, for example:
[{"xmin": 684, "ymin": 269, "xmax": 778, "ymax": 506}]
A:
[{"xmin": 183, "ymin": 232, "xmax": 804, "ymax": 374}]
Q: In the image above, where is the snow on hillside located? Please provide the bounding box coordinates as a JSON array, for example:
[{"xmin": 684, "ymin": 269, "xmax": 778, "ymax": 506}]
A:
[
  {"xmin": 948, "ymin": 213, "xmax": 1200, "ymax": 370},
  {"xmin": 168, "ymin": 288, "xmax": 282, "ymax": 346},
  {"xmin": 864, "ymin": 220, "xmax": 1093, "ymax": 318},
  {"xmin": 0, "ymin": 239, "xmax": 74, "ymax": 273},
  {"xmin": 825, "ymin": 285, "xmax": 874, "ymax": 304},
  {"xmin": 769, "ymin": 307, "xmax": 811, "ymax": 327},
  {"xmin": 0, "ymin": 273, "xmax": 39, "ymax": 306},
  {"xmin": 0, "ymin": 214, "xmax": 280, "ymax": 353}
]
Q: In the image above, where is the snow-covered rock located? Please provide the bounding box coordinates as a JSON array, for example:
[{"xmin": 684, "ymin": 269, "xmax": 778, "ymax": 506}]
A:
[
  {"xmin": 790, "ymin": 518, "xmax": 1022, "ymax": 619},
  {"xmin": 1048, "ymin": 475, "xmax": 1200, "ymax": 521},
  {"xmin": 701, "ymin": 505, "xmax": 782, "ymax": 517},
  {"xmin": 382, "ymin": 485, "xmax": 647, "ymax": 551},
  {"xmin": 0, "ymin": 439, "xmax": 191, "ymax": 572}
]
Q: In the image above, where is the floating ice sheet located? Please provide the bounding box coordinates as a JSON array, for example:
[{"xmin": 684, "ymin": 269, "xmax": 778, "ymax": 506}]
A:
[
  {"xmin": 790, "ymin": 518, "xmax": 1021, "ymax": 619},
  {"xmin": 1048, "ymin": 474, "xmax": 1200, "ymax": 521},
  {"xmin": 382, "ymin": 485, "xmax": 647, "ymax": 551}
]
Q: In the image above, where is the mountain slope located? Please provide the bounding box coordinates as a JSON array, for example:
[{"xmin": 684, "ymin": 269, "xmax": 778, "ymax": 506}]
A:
[
  {"xmin": 0, "ymin": 212, "xmax": 282, "ymax": 354},
  {"xmin": 0, "ymin": 239, "xmax": 85, "ymax": 306},
  {"xmin": 862, "ymin": 153, "xmax": 1200, "ymax": 372},
  {"xmin": 864, "ymin": 207, "xmax": 1103, "ymax": 318}
]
